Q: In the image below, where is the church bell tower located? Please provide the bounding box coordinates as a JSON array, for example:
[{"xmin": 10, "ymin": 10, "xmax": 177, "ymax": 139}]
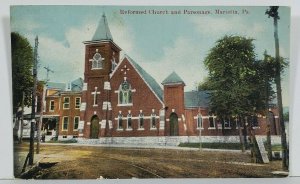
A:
[{"xmin": 80, "ymin": 14, "xmax": 121, "ymax": 139}]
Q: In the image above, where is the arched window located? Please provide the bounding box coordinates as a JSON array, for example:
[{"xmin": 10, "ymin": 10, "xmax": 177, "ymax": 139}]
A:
[
  {"xmin": 151, "ymin": 113, "xmax": 156, "ymax": 129},
  {"xmin": 118, "ymin": 114, "xmax": 123, "ymax": 130},
  {"xmin": 127, "ymin": 113, "xmax": 132, "ymax": 129},
  {"xmin": 118, "ymin": 80, "xmax": 132, "ymax": 105},
  {"xmin": 139, "ymin": 113, "xmax": 144, "ymax": 129},
  {"xmin": 91, "ymin": 52, "xmax": 103, "ymax": 69},
  {"xmin": 197, "ymin": 114, "xmax": 203, "ymax": 128}
]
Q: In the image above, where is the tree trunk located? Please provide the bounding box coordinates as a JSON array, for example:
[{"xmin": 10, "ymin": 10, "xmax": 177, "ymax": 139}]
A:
[{"xmin": 238, "ymin": 116, "xmax": 245, "ymax": 152}]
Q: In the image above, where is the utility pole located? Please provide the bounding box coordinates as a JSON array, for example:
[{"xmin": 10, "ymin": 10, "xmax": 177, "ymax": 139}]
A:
[
  {"xmin": 19, "ymin": 91, "xmax": 25, "ymax": 144},
  {"xmin": 266, "ymin": 6, "xmax": 288, "ymax": 170},
  {"xmin": 29, "ymin": 36, "xmax": 39, "ymax": 165}
]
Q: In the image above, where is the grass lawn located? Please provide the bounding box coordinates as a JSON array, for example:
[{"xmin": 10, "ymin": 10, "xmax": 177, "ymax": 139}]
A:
[{"xmin": 179, "ymin": 142, "xmax": 282, "ymax": 151}]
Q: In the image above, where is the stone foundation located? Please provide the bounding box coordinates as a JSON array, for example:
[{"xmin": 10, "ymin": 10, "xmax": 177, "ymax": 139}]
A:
[{"xmin": 75, "ymin": 135, "xmax": 282, "ymax": 146}]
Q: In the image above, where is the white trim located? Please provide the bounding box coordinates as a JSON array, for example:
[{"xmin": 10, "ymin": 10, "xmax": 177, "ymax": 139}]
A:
[
  {"xmin": 253, "ymin": 126, "xmax": 261, "ymax": 129},
  {"xmin": 49, "ymin": 100, "xmax": 55, "ymax": 112},
  {"xmin": 117, "ymin": 103, "xmax": 133, "ymax": 107},
  {"xmin": 208, "ymin": 127, "xmax": 216, "ymax": 130},
  {"xmin": 137, "ymin": 128, "xmax": 145, "ymax": 131},
  {"xmin": 75, "ymin": 97, "xmax": 81, "ymax": 109},
  {"xmin": 125, "ymin": 128, "xmax": 133, "ymax": 131},
  {"xmin": 83, "ymin": 40, "xmax": 122, "ymax": 51},
  {"xmin": 83, "ymin": 83, "xmax": 87, "ymax": 91},
  {"xmin": 73, "ymin": 116, "xmax": 80, "ymax": 131},
  {"xmin": 163, "ymin": 82, "xmax": 184, "ymax": 86},
  {"xmin": 166, "ymin": 118, "xmax": 170, "ymax": 122},
  {"xmin": 87, "ymin": 122, "xmax": 91, "ymax": 125},
  {"xmin": 196, "ymin": 127, "xmax": 204, "ymax": 130},
  {"xmin": 224, "ymin": 127, "xmax": 232, "ymax": 130},
  {"xmin": 112, "ymin": 55, "xmax": 164, "ymax": 106},
  {"xmin": 63, "ymin": 97, "xmax": 70, "ymax": 109},
  {"xmin": 80, "ymin": 102, "xmax": 87, "ymax": 111},
  {"xmin": 42, "ymin": 114, "xmax": 60, "ymax": 117},
  {"xmin": 79, "ymin": 133, "xmax": 83, "ymax": 136},
  {"xmin": 62, "ymin": 116, "xmax": 69, "ymax": 131}
]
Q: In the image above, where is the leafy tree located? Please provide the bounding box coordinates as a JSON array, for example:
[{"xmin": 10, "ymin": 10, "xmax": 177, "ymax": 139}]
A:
[
  {"xmin": 203, "ymin": 35, "xmax": 273, "ymax": 151},
  {"xmin": 11, "ymin": 32, "xmax": 33, "ymax": 114},
  {"xmin": 204, "ymin": 35, "xmax": 259, "ymax": 118}
]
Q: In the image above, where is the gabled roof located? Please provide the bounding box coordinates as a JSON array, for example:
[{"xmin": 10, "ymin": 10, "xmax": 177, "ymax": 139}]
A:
[
  {"xmin": 92, "ymin": 14, "xmax": 113, "ymax": 41},
  {"xmin": 123, "ymin": 55, "xmax": 164, "ymax": 103},
  {"xmin": 71, "ymin": 77, "xmax": 83, "ymax": 92},
  {"xmin": 161, "ymin": 71, "xmax": 185, "ymax": 85},
  {"xmin": 184, "ymin": 90, "xmax": 211, "ymax": 108}
]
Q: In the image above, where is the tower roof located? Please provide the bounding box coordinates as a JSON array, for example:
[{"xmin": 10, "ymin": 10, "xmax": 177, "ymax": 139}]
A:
[
  {"xmin": 161, "ymin": 71, "xmax": 185, "ymax": 85},
  {"xmin": 92, "ymin": 14, "xmax": 113, "ymax": 41}
]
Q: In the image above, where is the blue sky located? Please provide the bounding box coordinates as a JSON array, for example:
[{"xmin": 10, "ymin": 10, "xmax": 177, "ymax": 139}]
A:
[{"xmin": 10, "ymin": 6, "xmax": 290, "ymax": 106}]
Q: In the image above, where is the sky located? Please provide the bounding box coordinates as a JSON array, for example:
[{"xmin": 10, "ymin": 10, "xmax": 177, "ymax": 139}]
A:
[{"xmin": 10, "ymin": 6, "xmax": 290, "ymax": 106}]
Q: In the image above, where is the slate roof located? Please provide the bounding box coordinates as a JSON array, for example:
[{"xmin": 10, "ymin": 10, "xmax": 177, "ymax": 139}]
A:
[
  {"xmin": 92, "ymin": 14, "xmax": 113, "ymax": 41},
  {"xmin": 71, "ymin": 77, "xmax": 84, "ymax": 92},
  {"xmin": 46, "ymin": 77, "xmax": 83, "ymax": 92},
  {"xmin": 125, "ymin": 55, "xmax": 164, "ymax": 102},
  {"xmin": 161, "ymin": 71, "xmax": 185, "ymax": 85},
  {"xmin": 46, "ymin": 82, "xmax": 66, "ymax": 91},
  {"xmin": 184, "ymin": 90, "xmax": 211, "ymax": 108}
]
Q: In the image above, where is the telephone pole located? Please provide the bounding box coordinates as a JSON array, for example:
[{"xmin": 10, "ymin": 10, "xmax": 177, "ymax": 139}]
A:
[
  {"xmin": 29, "ymin": 36, "xmax": 39, "ymax": 165},
  {"xmin": 266, "ymin": 6, "xmax": 288, "ymax": 170}
]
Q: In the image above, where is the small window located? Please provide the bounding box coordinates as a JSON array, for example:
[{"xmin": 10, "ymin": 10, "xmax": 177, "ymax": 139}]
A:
[
  {"xmin": 127, "ymin": 114, "xmax": 132, "ymax": 129},
  {"xmin": 74, "ymin": 116, "xmax": 79, "ymax": 130},
  {"xmin": 139, "ymin": 113, "xmax": 144, "ymax": 129},
  {"xmin": 63, "ymin": 116, "xmax": 69, "ymax": 130},
  {"xmin": 118, "ymin": 80, "xmax": 132, "ymax": 105},
  {"xmin": 224, "ymin": 118, "xmax": 231, "ymax": 128},
  {"xmin": 118, "ymin": 114, "xmax": 123, "ymax": 129},
  {"xmin": 63, "ymin": 97, "xmax": 70, "ymax": 109},
  {"xmin": 209, "ymin": 116, "xmax": 215, "ymax": 128},
  {"xmin": 63, "ymin": 135, "xmax": 67, "ymax": 138},
  {"xmin": 75, "ymin": 97, "xmax": 81, "ymax": 109},
  {"xmin": 49, "ymin": 100, "xmax": 55, "ymax": 111},
  {"xmin": 151, "ymin": 114, "xmax": 156, "ymax": 129},
  {"xmin": 197, "ymin": 114, "xmax": 203, "ymax": 128}
]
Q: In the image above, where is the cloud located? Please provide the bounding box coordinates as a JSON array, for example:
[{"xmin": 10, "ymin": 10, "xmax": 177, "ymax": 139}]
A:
[
  {"xmin": 190, "ymin": 16, "xmax": 266, "ymax": 40},
  {"xmin": 11, "ymin": 18, "xmax": 43, "ymax": 33},
  {"xmin": 24, "ymin": 18, "xmax": 136, "ymax": 83},
  {"xmin": 137, "ymin": 36, "xmax": 207, "ymax": 91}
]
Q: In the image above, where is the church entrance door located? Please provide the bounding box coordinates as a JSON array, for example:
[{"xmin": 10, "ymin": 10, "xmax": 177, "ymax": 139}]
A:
[
  {"xmin": 90, "ymin": 115, "xmax": 100, "ymax": 139},
  {"xmin": 169, "ymin": 113, "xmax": 179, "ymax": 136}
]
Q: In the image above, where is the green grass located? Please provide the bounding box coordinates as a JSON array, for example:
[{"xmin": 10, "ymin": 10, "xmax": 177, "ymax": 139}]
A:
[
  {"xmin": 179, "ymin": 142, "xmax": 283, "ymax": 151},
  {"xmin": 178, "ymin": 142, "xmax": 243, "ymax": 150}
]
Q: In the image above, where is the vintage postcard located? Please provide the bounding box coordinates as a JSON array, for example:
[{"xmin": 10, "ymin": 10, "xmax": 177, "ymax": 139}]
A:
[{"xmin": 11, "ymin": 5, "xmax": 290, "ymax": 179}]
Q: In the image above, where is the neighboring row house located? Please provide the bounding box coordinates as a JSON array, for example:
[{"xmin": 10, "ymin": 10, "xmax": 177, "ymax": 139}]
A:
[{"xmin": 42, "ymin": 14, "xmax": 281, "ymax": 141}]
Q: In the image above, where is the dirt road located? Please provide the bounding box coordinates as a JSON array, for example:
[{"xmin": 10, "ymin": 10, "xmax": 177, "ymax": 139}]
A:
[{"xmin": 14, "ymin": 143, "xmax": 283, "ymax": 179}]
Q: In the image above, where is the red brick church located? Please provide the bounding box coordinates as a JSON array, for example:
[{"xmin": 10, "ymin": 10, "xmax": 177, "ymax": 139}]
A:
[{"xmin": 43, "ymin": 14, "xmax": 281, "ymax": 141}]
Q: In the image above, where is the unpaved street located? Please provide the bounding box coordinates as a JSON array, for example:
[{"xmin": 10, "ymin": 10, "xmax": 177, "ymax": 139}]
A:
[{"xmin": 14, "ymin": 143, "xmax": 283, "ymax": 179}]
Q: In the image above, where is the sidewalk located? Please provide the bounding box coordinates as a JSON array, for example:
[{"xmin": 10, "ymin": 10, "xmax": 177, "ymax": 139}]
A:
[{"xmin": 40, "ymin": 142, "xmax": 250, "ymax": 153}]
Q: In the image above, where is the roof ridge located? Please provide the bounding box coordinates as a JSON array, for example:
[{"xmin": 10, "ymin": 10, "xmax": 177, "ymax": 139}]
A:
[{"xmin": 124, "ymin": 55, "xmax": 164, "ymax": 105}]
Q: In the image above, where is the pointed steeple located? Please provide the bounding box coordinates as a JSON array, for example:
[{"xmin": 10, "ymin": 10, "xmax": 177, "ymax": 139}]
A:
[
  {"xmin": 92, "ymin": 13, "xmax": 113, "ymax": 41},
  {"xmin": 162, "ymin": 71, "xmax": 185, "ymax": 85}
]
